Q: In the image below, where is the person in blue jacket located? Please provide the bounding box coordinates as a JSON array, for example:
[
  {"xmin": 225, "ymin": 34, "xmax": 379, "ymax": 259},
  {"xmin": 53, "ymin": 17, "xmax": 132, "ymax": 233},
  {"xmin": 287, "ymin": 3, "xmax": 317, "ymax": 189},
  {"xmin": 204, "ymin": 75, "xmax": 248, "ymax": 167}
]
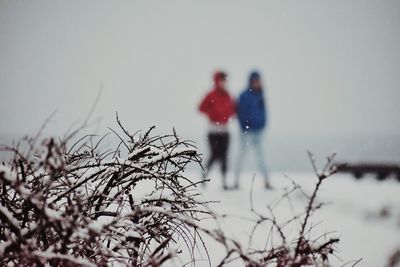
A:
[{"xmin": 234, "ymin": 71, "xmax": 272, "ymax": 189}]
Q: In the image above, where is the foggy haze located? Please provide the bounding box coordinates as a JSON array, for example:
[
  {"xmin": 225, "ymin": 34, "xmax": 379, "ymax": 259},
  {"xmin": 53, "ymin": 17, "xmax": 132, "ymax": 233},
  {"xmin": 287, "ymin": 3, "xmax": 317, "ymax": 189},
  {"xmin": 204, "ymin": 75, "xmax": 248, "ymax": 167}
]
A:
[{"xmin": 1, "ymin": 0, "xmax": 399, "ymax": 170}]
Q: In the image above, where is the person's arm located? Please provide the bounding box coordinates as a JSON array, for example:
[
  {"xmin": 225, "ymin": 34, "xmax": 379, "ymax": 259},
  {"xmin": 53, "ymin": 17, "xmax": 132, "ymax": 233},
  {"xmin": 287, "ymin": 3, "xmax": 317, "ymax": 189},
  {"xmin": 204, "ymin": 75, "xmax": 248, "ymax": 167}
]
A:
[
  {"xmin": 261, "ymin": 94, "xmax": 268, "ymax": 129},
  {"xmin": 263, "ymin": 85, "xmax": 269, "ymax": 129},
  {"xmin": 198, "ymin": 93, "xmax": 211, "ymax": 114}
]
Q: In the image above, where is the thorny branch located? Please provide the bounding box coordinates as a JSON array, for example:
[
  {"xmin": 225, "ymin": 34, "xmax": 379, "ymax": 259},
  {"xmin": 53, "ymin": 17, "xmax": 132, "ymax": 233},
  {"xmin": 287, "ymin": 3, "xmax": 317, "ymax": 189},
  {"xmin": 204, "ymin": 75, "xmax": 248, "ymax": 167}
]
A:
[
  {"xmin": 0, "ymin": 118, "xmax": 210, "ymax": 267},
  {"xmin": 0, "ymin": 117, "xmax": 351, "ymax": 266}
]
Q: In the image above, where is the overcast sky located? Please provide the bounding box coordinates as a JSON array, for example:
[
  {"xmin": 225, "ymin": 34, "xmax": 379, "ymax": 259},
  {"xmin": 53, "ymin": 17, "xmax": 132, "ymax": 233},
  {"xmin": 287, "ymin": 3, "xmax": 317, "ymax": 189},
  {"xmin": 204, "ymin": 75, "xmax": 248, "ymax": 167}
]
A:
[{"xmin": 1, "ymin": 0, "xmax": 399, "ymax": 145}]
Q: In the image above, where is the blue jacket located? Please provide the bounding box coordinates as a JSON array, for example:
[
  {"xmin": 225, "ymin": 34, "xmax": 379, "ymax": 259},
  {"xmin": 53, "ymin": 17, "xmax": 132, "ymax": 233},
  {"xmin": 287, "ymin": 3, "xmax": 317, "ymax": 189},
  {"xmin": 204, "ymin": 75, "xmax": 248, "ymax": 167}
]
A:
[{"xmin": 237, "ymin": 79, "xmax": 267, "ymax": 132}]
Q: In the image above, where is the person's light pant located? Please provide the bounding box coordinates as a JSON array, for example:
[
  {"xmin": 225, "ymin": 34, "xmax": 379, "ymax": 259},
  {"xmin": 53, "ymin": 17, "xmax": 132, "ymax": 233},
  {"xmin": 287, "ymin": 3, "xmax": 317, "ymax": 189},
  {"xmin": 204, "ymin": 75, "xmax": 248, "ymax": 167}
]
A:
[{"xmin": 234, "ymin": 130, "xmax": 269, "ymax": 186}]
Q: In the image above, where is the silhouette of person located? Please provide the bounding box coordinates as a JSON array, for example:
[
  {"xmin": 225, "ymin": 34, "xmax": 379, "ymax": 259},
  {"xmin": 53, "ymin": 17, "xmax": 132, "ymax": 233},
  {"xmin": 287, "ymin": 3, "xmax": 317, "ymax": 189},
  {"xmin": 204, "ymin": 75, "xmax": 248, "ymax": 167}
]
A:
[
  {"xmin": 199, "ymin": 71, "xmax": 235, "ymax": 189},
  {"xmin": 234, "ymin": 71, "xmax": 271, "ymax": 189}
]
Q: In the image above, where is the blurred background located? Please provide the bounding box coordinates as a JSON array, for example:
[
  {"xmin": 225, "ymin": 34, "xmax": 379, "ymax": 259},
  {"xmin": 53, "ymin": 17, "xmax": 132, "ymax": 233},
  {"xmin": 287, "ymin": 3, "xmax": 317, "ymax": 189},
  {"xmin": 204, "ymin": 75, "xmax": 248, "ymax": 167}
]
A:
[{"xmin": 1, "ymin": 0, "xmax": 399, "ymax": 171}]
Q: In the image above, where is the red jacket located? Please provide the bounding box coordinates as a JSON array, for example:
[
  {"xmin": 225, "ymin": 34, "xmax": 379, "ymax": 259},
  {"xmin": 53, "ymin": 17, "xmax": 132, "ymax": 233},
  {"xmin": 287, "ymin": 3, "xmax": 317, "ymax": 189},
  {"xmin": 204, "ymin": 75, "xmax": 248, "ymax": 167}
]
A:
[{"xmin": 199, "ymin": 88, "xmax": 235, "ymax": 124}]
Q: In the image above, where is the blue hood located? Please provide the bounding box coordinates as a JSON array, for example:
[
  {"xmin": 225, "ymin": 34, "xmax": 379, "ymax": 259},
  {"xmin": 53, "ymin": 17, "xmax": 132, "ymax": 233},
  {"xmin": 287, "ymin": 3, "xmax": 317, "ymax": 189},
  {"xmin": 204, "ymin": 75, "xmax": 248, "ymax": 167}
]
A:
[
  {"xmin": 236, "ymin": 71, "xmax": 267, "ymax": 132},
  {"xmin": 249, "ymin": 71, "xmax": 261, "ymax": 86}
]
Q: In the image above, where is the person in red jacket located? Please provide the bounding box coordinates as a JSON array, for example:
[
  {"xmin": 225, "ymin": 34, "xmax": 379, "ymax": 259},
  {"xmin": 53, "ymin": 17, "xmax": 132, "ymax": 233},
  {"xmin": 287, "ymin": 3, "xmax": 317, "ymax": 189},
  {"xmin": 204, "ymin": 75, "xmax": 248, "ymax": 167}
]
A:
[{"xmin": 199, "ymin": 71, "xmax": 235, "ymax": 189}]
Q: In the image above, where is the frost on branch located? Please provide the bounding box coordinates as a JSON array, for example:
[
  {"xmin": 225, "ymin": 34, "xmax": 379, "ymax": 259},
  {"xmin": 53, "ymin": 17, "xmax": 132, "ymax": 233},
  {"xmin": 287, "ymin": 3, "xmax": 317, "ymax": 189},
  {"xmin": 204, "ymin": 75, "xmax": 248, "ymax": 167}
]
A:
[
  {"xmin": 0, "ymin": 115, "xmax": 349, "ymax": 266},
  {"xmin": 0, "ymin": 121, "xmax": 209, "ymax": 267},
  {"xmin": 216, "ymin": 152, "xmax": 344, "ymax": 267}
]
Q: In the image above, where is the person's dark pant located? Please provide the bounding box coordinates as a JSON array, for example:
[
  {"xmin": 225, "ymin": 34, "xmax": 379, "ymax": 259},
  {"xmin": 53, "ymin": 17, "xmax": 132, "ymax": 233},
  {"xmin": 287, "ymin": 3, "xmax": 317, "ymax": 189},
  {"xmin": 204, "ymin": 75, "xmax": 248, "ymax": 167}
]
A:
[{"xmin": 203, "ymin": 132, "xmax": 230, "ymax": 187}]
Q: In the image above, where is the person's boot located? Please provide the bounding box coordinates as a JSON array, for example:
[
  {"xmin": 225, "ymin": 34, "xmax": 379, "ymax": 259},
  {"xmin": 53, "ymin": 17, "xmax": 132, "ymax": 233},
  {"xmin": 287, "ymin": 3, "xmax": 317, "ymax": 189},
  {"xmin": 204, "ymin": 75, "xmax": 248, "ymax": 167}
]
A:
[
  {"xmin": 222, "ymin": 174, "xmax": 229, "ymax": 190},
  {"xmin": 231, "ymin": 180, "xmax": 239, "ymax": 190},
  {"xmin": 265, "ymin": 181, "xmax": 273, "ymax": 190}
]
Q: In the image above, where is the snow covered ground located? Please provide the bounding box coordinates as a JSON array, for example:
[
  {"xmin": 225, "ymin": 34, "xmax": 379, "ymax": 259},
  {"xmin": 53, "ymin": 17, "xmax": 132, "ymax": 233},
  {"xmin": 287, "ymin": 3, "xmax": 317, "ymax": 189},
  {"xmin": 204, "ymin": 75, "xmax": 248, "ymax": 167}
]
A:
[{"xmin": 170, "ymin": 170, "xmax": 400, "ymax": 267}]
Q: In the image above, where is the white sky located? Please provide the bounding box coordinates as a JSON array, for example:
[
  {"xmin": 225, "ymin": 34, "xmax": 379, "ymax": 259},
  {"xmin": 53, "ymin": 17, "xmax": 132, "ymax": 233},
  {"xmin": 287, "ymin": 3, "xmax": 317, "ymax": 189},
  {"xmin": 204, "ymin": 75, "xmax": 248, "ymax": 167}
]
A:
[{"xmin": 0, "ymin": 0, "xmax": 399, "ymax": 142}]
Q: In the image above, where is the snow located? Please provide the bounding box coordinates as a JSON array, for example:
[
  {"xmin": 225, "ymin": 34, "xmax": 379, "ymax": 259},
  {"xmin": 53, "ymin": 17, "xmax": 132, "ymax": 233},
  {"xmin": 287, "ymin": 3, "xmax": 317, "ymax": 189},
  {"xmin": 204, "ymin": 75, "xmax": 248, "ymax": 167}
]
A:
[
  {"xmin": 1, "ymin": 144, "xmax": 398, "ymax": 266},
  {"xmin": 87, "ymin": 220, "xmax": 107, "ymax": 234},
  {"xmin": 177, "ymin": 171, "xmax": 400, "ymax": 267},
  {"xmin": 0, "ymin": 165, "xmax": 16, "ymax": 182},
  {"xmin": 32, "ymin": 251, "xmax": 97, "ymax": 267},
  {"xmin": 44, "ymin": 207, "xmax": 62, "ymax": 221},
  {"xmin": 0, "ymin": 205, "xmax": 20, "ymax": 236}
]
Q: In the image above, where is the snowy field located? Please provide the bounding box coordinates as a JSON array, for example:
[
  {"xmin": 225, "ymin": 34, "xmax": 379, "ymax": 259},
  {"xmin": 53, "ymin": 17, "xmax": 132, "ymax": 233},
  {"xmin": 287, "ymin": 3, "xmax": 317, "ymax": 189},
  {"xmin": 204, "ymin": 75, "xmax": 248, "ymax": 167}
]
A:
[{"xmin": 169, "ymin": 171, "xmax": 400, "ymax": 267}]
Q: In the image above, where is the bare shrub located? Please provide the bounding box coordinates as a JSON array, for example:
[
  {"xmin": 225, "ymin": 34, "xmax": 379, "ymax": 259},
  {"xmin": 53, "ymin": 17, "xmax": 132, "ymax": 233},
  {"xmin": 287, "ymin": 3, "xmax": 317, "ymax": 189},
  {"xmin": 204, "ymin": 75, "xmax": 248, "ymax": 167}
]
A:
[
  {"xmin": 0, "ymin": 118, "xmax": 209, "ymax": 266},
  {"xmin": 0, "ymin": 117, "xmax": 348, "ymax": 266},
  {"xmin": 209, "ymin": 152, "xmax": 342, "ymax": 266},
  {"xmin": 387, "ymin": 248, "xmax": 400, "ymax": 267}
]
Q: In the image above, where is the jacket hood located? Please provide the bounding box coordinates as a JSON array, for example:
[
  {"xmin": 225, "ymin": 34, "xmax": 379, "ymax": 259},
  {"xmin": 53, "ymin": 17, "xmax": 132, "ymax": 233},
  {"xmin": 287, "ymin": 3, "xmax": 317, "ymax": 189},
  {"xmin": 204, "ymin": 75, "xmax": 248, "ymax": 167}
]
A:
[
  {"xmin": 213, "ymin": 71, "xmax": 227, "ymax": 84},
  {"xmin": 248, "ymin": 71, "xmax": 261, "ymax": 85},
  {"xmin": 248, "ymin": 71, "xmax": 262, "ymax": 91}
]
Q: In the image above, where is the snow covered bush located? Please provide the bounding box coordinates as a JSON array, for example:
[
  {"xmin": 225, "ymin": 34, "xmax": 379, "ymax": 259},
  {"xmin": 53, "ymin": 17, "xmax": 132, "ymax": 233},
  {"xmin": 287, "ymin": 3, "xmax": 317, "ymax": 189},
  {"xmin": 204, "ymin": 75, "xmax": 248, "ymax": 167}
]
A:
[
  {"xmin": 256, "ymin": 153, "xmax": 341, "ymax": 267},
  {"xmin": 211, "ymin": 153, "xmax": 342, "ymax": 267},
  {"xmin": 0, "ymin": 116, "xmax": 344, "ymax": 266},
  {"xmin": 0, "ymin": 120, "xmax": 208, "ymax": 266}
]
